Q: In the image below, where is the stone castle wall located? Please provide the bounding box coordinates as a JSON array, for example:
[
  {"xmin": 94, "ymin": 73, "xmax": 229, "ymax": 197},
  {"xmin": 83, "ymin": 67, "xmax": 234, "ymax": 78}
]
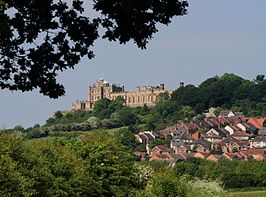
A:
[{"xmin": 72, "ymin": 79, "xmax": 172, "ymax": 110}]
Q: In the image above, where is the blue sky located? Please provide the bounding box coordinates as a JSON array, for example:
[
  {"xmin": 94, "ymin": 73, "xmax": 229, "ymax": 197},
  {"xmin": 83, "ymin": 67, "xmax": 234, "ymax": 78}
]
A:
[{"xmin": 1, "ymin": 0, "xmax": 266, "ymax": 128}]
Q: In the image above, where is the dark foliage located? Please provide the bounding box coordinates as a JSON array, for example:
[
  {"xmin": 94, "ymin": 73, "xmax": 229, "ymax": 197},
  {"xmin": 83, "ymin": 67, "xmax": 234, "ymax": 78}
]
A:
[
  {"xmin": 173, "ymin": 158, "xmax": 266, "ymax": 189},
  {"xmin": 0, "ymin": 0, "xmax": 188, "ymax": 98}
]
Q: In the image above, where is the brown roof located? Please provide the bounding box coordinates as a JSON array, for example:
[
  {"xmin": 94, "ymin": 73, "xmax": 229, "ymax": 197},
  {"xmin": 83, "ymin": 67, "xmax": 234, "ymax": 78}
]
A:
[
  {"xmin": 206, "ymin": 154, "xmax": 222, "ymax": 161},
  {"xmin": 231, "ymin": 141, "xmax": 249, "ymax": 147},
  {"xmin": 194, "ymin": 152, "xmax": 209, "ymax": 156},
  {"xmin": 231, "ymin": 131, "xmax": 250, "ymax": 137},
  {"xmin": 247, "ymin": 148, "xmax": 265, "ymax": 156},
  {"xmin": 223, "ymin": 152, "xmax": 244, "ymax": 160},
  {"xmin": 149, "ymin": 153, "xmax": 178, "ymax": 161},
  {"xmin": 155, "ymin": 145, "xmax": 169, "ymax": 151}
]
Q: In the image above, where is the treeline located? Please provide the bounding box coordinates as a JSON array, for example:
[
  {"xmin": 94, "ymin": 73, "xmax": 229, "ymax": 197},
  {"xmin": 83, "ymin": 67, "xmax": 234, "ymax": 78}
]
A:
[
  {"xmin": 9, "ymin": 73, "xmax": 266, "ymax": 135},
  {"xmin": 0, "ymin": 132, "xmax": 224, "ymax": 197},
  {"xmin": 171, "ymin": 73, "xmax": 266, "ymax": 116},
  {"xmin": 173, "ymin": 158, "xmax": 266, "ymax": 189}
]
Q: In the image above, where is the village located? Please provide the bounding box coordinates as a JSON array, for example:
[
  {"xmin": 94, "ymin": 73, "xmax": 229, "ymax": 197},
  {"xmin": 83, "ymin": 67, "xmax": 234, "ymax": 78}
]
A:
[{"xmin": 134, "ymin": 109, "xmax": 266, "ymax": 164}]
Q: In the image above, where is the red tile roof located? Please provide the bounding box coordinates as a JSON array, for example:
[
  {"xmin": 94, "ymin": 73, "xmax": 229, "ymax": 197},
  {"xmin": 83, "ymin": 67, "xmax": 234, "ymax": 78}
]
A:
[
  {"xmin": 155, "ymin": 145, "xmax": 169, "ymax": 151},
  {"xmin": 223, "ymin": 152, "xmax": 246, "ymax": 160},
  {"xmin": 231, "ymin": 131, "xmax": 250, "ymax": 137},
  {"xmin": 247, "ymin": 148, "xmax": 265, "ymax": 155},
  {"xmin": 248, "ymin": 118, "xmax": 266, "ymax": 129}
]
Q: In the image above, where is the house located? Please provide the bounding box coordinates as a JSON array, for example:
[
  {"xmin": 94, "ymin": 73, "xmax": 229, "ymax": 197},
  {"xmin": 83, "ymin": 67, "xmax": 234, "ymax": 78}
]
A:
[
  {"xmin": 151, "ymin": 145, "xmax": 169, "ymax": 155},
  {"xmin": 173, "ymin": 143, "xmax": 191, "ymax": 154},
  {"xmin": 222, "ymin": 152, "xmax": 244, "ymax": 161},
  {"xmin": 231, "ymin": 131, "xmax": 250, "ymax": 141},
  {"xmin": 172, "ymin": 153, "xmax": 194, "ymax": 162},
  {"xmin": 149, "ymin": 153, "xmax": 193, "ymax": 165},
  {"xmin": 218, "ymin": 116, "xmax": 231, "ymax": 126},
  {"xmin": 193, "ymin": 152, "xmax": 209, "ymax": 159},
  {"xmin": 212, "ymin": 141, "xmax": 228, "ymax": 153},
  {"xmin": 200, "ymin": 120, "xmax": 213, "ymax": 131},
  {"xmin": 179, "ymin": 122, "xmax": 197, "ymax": 135},
  {"xmin": 219, "ymin": 110, "xmax": 235, "ymax": 117},
  {"xmin": 237, "ymin": 122, "xmax": 256, "ymax": 133},
  {"xmin": 194, "ymin": 143, "xmax": 210, "ymax": 153},
  {"xmin": 228, "ymin": 141, "xmax": 249, "ymax": 152},
  {"xmin": 237, "ymin": 123, "xmax": 248, "ymax": 132},
  {"xmin": 190, "ymin": 121, "xmax": 202, "ymax": 130},
  {"xmin": 224, "ymin": 125, "xmax": 240, "ymax": 135},
  {"xmin": 248, "ymin": 118, "xmax": 266, "ymax": 129},
  {"xmin": 149, "ymin": 153, "xmax": 174, "ymax": 162},
  {"xmin": 191, "ymin": 131, "xmax": 203, "ymax": 140},
  {"xmin": 250, "ymin": 136, "xmax": 266, "ymax": 148},
  {"xmin": 136, "ymin": 134, "xmax": 148, "ymax": 145},
  {"xmin": 178, "ymin": 133, "xmax": 194, "ymax": 143},
  {"xmin": 206, "ymin": 154, "xmax": 222, "ymax": 162},
  {"xmin": 246, "ymin": 148, "xmax": 265, "ymax": 161},
  {"xmin": 220, "ymin": 128, "xmax": 230, "ymax": 136},
  {"xmin": 229, "ymin": 116, "xmax": 242, "ymax": 126},
  {"xmin": 206, "ymin": 128, "xmax": 227, "ymax": 137},
  {"xmin": 143, "ymin": 131, "xmax": 156, "ymax": 141},
  {"xmin": 206, "ymin": 128, "xmax": 220, "ymax": 136},
  {"xmin": 235, "ymin": 151, "xmax": 250, "ymax": 161},
  {"xmin": 170, "ymin": 130, "xmax": 181, "ymax": 138},
  {"xmin": 203, "ymin": 134, "xmax": 222, "ymax": 142},
  {"xmin": 212, "ymin": 138, "xmax": 249, "ymax": 153},
  {"xmin": 136, "ymin": 131, "xmax": 156, "ymax": 145},
  {"xmin": 209, "ymin": 118, "xmax": 223, "ymax": 128}
]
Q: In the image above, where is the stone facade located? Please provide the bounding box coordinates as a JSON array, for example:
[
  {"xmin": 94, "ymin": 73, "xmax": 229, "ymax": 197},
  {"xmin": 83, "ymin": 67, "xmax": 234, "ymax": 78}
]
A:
[{"xmin": 72, "ymin": 79, "xmax": 173, "ymax": 110}]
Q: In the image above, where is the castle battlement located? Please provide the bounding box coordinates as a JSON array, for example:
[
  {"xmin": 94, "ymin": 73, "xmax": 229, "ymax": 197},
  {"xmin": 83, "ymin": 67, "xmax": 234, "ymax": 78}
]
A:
[{"xmin": 72, "ymin": 79, "xmax": 172, "ymax": 110}]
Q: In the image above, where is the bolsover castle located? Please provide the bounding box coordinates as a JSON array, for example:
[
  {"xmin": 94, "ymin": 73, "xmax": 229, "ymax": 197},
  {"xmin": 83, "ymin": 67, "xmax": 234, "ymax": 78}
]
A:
[{"xmin": 72, "ymin": 78, "xmax": 174, "ymax": 110}]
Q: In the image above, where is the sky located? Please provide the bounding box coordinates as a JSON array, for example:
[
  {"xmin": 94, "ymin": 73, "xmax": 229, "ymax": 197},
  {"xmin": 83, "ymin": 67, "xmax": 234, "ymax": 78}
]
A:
[{"xmin": 1, "ymin": 0, "xmax": 266, "ymax": 129}]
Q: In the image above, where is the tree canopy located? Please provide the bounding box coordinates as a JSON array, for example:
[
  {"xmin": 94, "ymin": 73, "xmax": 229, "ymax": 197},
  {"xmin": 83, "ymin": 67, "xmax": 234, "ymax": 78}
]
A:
[{"xmin": 0, "ymin": 0, "xmax": 188, "ymax": 98}]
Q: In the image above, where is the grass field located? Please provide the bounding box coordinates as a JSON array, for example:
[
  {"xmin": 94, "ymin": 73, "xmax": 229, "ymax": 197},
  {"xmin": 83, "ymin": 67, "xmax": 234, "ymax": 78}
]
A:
[{"xmin": 227, "ymin": 190, "xmax": 266, "ymax": 197}]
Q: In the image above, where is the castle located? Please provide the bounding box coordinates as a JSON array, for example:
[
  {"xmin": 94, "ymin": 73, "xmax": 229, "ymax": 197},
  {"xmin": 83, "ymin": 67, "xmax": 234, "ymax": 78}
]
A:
[{"xmin": 72, "ymin": 79, "xmax": 173, "ymax": 110}]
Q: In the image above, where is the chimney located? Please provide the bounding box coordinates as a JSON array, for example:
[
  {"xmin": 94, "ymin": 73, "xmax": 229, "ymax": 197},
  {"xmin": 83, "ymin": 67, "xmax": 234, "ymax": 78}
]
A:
[{"xmin": 180, "ymin": 82, "xmax": 184, "ymax": 88}]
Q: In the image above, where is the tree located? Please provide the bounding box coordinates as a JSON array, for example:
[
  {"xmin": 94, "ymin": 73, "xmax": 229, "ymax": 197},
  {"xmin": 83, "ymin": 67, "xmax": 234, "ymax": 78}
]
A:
[
  {"xmin": 157, "ymin": 92, "xmax": 170, "ymax": 102},
  {"xmin": 254, "ymin": 75, "xmax": 265, "ymax": 84},
  {"xmin": 93, "ymin": 98, "xmax": 112, "ymax": 119},
  {"xmin": 111, "ymin": 107, "xmax": 138, "ymax": 126},
  {"xmin": 0, "ymin": 133, "xmax": 100, "ymax": 196},
  {"xmin": 120, "ymin": 130, "xmax": 137, "ymax": 149},
  {"xmin": 68, "ymin": 131, "xmax": 142, "ymax": 196},
  {"xmin": 142, "ymin": 172, "xmax": 187, "ymax": 197},
  {"xmin": 0, "ymin": 0, "xmax": 188, "ymax": 98},
  {"xmin": 87, "ymin": 116, "xmax": 100, "ymax": 129},
  {"xmin": 180, "ymin": 105, "xmax": 196, "ymax": 119},
  {"xmin": 54, "ymin": 111, "xmax": 63, "ymax": 119},
  {"xmin": 13, "ymin": 124, "xmax": 25, "ymax": 132},
  {"xmin": 109, "ymin": 96, "xmax": 126, "ymax": 111}
]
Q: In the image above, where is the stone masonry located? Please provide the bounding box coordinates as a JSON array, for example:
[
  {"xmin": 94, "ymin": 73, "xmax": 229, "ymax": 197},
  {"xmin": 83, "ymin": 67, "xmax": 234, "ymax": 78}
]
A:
[{"xmin": 72, "ymin": 78, "xmax": 173, "ymax": 110}]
